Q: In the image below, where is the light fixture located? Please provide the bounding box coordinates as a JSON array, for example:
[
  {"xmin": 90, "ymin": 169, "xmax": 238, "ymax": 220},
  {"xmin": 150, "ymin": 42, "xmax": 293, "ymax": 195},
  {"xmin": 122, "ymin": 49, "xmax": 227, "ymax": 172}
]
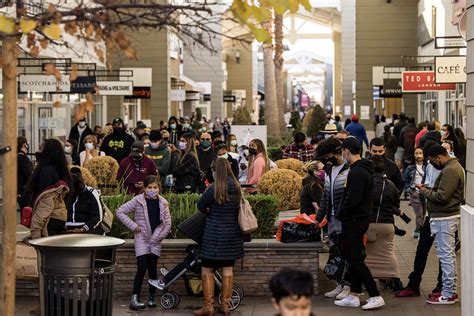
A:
[{"xmin": 235, "ymin": 50, "xmax": 241, "ymax": 64}]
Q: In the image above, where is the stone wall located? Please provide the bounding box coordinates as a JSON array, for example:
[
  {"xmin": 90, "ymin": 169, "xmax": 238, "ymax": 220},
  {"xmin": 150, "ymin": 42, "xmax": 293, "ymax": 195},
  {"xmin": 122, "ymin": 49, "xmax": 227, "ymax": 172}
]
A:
[{"xmin": 16, "ymin": 239, "xmax": 321, "ymax": 298}]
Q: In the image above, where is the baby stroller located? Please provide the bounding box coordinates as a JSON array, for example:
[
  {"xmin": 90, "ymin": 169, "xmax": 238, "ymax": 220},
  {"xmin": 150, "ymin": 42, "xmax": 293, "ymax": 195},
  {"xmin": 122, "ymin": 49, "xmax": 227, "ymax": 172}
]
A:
[{"xmin": 150, "ymin": 212, "xmax": 244, "ymax": 310}]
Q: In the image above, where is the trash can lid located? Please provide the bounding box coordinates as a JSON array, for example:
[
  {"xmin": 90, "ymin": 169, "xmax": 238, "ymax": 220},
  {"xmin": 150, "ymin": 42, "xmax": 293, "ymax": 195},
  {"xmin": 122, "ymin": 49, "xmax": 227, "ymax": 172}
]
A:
[{"xmin": 29, "ymin": 234, "xmax": 125, "ymax": 250}]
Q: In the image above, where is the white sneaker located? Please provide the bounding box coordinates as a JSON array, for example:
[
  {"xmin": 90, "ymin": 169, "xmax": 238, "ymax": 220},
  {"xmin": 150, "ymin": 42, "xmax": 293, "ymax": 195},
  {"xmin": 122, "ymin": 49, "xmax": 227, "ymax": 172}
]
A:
[
  {"xmin": 160, "ymin": 268, "xmax": 169, "ymax": 276},
  {"xmin": 336, "ymin": 286, "xmax": 351, "ymax": 300},
  {"xmin": 325, "ymin": 284, "xmax": 343, "ymax": 298},
  {"xmin": 334, "ymin": 295, "xmax": 360, "ymax": 308},
  {"xmin": 362, "ymin": 296, "xmax": 385, "ymax": 310},
  {"xmin": 148, "ymin": 278, "xmax": 166, "ymax": 291}
]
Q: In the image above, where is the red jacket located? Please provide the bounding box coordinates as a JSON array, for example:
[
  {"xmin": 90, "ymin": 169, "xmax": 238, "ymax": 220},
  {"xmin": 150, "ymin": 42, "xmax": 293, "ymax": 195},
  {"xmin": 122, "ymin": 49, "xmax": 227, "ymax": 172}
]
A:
[{"xmin": 117, "ymin": 156, "xmax": 158, "ymax": 195}]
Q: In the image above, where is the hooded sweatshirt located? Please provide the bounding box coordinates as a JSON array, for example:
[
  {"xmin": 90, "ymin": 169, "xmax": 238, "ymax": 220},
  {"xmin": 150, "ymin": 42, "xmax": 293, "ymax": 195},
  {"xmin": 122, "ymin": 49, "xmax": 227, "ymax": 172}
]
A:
[
  {"xmin": 145, "ymin": 142, "xmax": 171, "ymax": 178},
  {"xmin": 337, "ymin": 159, "xmax": 374, "ymax": 222}
]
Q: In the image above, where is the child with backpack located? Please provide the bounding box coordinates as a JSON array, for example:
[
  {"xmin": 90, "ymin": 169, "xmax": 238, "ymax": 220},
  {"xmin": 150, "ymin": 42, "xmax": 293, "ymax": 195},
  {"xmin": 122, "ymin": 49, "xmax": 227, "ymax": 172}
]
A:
[{"xmin": 116, "ymin": 175, "xmax": 172, "ymax": 311}]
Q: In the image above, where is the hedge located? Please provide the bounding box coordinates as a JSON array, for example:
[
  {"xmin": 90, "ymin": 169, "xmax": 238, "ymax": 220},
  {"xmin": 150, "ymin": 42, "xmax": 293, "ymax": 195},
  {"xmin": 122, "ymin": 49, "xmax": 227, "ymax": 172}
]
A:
[{"xmin": 102, "ymin": 193, "xmax": 280, "ymax": 240}]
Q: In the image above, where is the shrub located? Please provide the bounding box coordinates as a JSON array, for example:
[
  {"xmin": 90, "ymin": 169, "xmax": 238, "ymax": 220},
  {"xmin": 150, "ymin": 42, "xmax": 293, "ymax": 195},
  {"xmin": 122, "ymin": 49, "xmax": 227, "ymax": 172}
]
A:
[
  {"xmin": 275, "ymin": 158, "xmax": 305, "ymax": 176},
  {"xmin": 84, "ymin": 156, "xmax": 120, "ymax": 195},
  {"xmin": 103, "ymin": 193, "xmax": 281, "ymax": 239},
  {"xmin": 267, "ymin": 147, "xmax": 284, "ymax": 161},
  {"xmin": 306, "ymin": 104, "xmax": 327, "ymax": 138},
  {"xmin": 258, "ymin": 169, "xmax": 302, "ymax": 211},
  {"xmin": 289, "ymin": 111, "xmax": 302, "ymax": 132},
  {"xmin": 232, "ymin": 106, "xmax": 253, "ymax": 125},
  {"xmin": 71, "ymin": 166, "xmax": 98, "ymax": 188}
]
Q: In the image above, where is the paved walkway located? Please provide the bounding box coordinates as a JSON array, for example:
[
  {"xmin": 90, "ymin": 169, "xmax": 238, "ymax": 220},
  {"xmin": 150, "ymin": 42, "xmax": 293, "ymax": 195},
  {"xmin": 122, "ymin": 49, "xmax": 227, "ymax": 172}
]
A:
[{"xmin": 14, "ymin": 201, "xmax": 461, "ymax": 315}]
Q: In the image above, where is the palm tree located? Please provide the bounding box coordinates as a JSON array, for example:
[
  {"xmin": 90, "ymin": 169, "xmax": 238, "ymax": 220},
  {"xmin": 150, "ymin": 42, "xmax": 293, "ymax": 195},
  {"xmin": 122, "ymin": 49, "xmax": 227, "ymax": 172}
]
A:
[{"xmin": 274, "ymin": 13, "xmax": 286, "ymax": 135}]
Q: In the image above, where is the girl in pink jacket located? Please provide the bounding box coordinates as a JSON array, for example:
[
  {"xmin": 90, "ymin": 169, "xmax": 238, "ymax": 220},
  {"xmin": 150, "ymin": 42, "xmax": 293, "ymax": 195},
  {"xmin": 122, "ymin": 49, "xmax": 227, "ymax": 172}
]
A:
[
  {"xmin": 116, "ymin": 175, "xmax": 172, "ymax": 311},
  {"xmin": 246, "ymin": 139, "xmax": 270, "ymax": 194}
]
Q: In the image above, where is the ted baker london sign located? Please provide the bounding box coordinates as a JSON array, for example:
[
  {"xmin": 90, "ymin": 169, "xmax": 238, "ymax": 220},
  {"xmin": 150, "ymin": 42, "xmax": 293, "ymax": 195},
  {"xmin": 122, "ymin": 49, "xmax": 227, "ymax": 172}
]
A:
[{"xmin": 402, "ymin": 71, "xmax": 456, "ymax": 92}]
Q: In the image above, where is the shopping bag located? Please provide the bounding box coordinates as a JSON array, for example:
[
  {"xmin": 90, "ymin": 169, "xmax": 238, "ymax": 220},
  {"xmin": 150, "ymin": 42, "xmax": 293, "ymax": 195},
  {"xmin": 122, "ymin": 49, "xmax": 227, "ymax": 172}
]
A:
[
  {"xmin": 323, "ymin": 244, "xmax": 348, "ymax": 281},
  {"xmin": 16, "ymin": 242, "xmax": 38, "ymax": 279},
  {"xmin": 276, "ymin": 213, "xmax": 321, "ymax": 243}
]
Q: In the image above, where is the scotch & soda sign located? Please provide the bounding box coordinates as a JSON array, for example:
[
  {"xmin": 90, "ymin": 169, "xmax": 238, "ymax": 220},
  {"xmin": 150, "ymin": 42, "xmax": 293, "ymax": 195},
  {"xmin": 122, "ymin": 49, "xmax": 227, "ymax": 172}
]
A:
[
  {"xmin": 19, "ymin": 74, "xmax": 71, "ymax": 93},
  {"xmin": 402, "ymin": 71, "xmax": 456, "ymax": 92}
]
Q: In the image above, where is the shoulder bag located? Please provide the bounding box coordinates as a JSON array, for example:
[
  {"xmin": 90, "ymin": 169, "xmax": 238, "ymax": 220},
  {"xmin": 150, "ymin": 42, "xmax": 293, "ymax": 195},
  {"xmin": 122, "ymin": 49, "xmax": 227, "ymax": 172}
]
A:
[
  {"xmin": 238, "ymin": 191, "xmax": 258, "ymax": 234},
  {"xmin": 367, "ymin": 178, "xmax": 386, "ymax": 242}
]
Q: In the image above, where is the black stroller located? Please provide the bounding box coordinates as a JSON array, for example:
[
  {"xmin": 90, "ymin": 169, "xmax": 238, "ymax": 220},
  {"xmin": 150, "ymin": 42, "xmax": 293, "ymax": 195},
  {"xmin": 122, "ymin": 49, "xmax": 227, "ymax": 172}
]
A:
[{"xmin": 150, "ymin": 212, "xmax": 244, "ymax": 310}]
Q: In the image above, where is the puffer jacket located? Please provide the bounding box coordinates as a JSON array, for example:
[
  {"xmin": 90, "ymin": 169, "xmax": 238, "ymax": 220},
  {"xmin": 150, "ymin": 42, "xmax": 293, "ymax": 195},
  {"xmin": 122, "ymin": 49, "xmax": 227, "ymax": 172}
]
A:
[
  {"xmin": 116, "ymin": 194, "xmax": 172, "ymax": 257},
  {"xmin": 31, "ymin": 180, "xmax": 69, "ymax": 239},
  {"xmin": 197, "ymin": 178, "xmax": 244, "ymax": 261},
  {"xmin": 316, "ymin": 164, "xmax": 349, "ymax": 234},
  {"xmin": 371, "ymin": 174, "xmax": 401, "ymax": 224}
]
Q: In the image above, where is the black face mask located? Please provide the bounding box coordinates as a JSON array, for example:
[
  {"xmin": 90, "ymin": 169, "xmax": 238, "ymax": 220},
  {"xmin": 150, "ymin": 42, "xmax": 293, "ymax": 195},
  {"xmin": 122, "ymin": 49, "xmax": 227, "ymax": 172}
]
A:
[
  {"xmin": 113, "ymin": 127, "xmax": 125, "ymax": 135},
  {"xmin": 327, "ymin": 156, "xmax": 339, "ymax": 166},
  {"xmin": 431, "ymin": 163, "xmax": 444, "ymax": 170},
  {"xmin": 249, "ymin": 148, "xmax": 257, "ymax": 156},
  {"xmin": 132, "ymin": 153, "xmax": 144, "ymax": 162}
]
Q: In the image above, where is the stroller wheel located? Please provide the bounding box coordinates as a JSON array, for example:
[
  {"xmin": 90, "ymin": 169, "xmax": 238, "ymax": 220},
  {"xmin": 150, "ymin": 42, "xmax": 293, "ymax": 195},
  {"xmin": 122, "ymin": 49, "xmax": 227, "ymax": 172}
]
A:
[
  {"xmin": 218, "ymin": 289, "xmax": 241, "ymax": 311},
  {"xmin": 160, "ymin": 292, "xmax": 178, "ymax": 309},
  {"xmin": 233, "ymin": 283, "xmax": 245, "ymax": 301},
  {"xmin": 171, "ymin": 291, "xmax": 180, "ymax": 307}
]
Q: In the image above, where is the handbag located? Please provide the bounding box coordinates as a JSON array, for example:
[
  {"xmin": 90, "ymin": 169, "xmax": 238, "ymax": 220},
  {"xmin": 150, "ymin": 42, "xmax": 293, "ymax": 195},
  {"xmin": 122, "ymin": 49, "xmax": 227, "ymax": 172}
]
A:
[
  {"xmin": 324, "ymin": 243, "xmax": 348, "ymax": 281},
  {"xmin": 238, "ymin": 192, "xmax": 258, "ymax": 234},
  {"xmin": 367, "ymin": 178, "xmax": 386, "ymax": 242},
  {"xmin": 100, "ymin": 198, "xmax": 114, "ymax": 233},
  {"xmin": 20, "ymin": 206, "xmax": 33, "ymax": 228}
]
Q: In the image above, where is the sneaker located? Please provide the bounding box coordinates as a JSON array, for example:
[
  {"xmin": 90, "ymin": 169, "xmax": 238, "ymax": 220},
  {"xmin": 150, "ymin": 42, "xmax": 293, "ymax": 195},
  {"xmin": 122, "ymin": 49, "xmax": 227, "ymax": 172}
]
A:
[
  {"xmin": 426, "ymin": 294, "xmax": 458, "ymax": 305},
  {"xmin": 362, "ymin": 296, "xmax": 385, "ymax": 310},
  {"xmin": 148, "ymin": 277, "xmax": 166, "ymax": 291},
  {"xmin": 325, "ymin": 284, "xmax": 343, "ymax": 298},
  {"xmin": 395, "ymin": 288, "xmax": 420, "ymax": 297},
  {"xmin": 334, "ymin": 295, "xmax": 360, "ymax": 308},
  {"xmin": 428, "ymin": 292, "xmax": 441, "ymax": 299},
  {"xmin": 413, "ymin": 231, "xmax": 420, "ymax": 239},
  {"xmin": 160, "ymin": 268, "xmax": 169, "ymax": 276},
  {"xmin": 336, "ymin": 286, "xmax": 351, "ymax": 300}
]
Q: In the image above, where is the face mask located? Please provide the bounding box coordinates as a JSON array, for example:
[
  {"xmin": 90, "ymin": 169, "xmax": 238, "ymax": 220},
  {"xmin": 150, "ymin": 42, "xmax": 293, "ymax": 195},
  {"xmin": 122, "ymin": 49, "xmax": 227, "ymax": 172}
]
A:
[
  {"xmin": 220, "ymin": 153, "xmax": 229, "ymax": 160},
  {"xmin": 64, "ymin": 146, "xmax": 72, "ymax": 154},
  {"xmin": 150, "ymin": 143, "xmax": 160, "ymax": 149},
  {"xmin": 179, "ymin": 141, "xmax": 187, "ymax": 150},
  {"xmin": 230, "ymin": 140, "xmax": 237, "ymax": 146},
  {"xmin": 243, "ymin": 149, "xmax": 249, "ymax": 156},
  {"xmin": 249, "ymin": 148, "xmax": 257, "ymax": 156},
  {"xmin": 183, "ymin": 123, "xmax": 190, "ymax": 129},
  {"xmin": 200, "ymin": 127, "xmax": 207, "ymax": 132},
  {"xmin": 328, "ymin": 156, "xmax": 339, "ymax": 166},
  {"xmin": 163, "ymin": 137, "xmax": 169, "ymax": 142},
  {"xmin": 132, "ymin": 153, "xmax": 144, "ymax": 161},
  {"xmin": 200, "ymin": 140, "xmax": 211, "ymax": 148},
  {"xmin": 145, "ymin": 189, "xmax": 159, "ymax": 198},
  {"xmin": 25, "ymin": 143, "xmax": 30, "ymax": 153},
  {"xmin": 170, "ymin": 123, "xmax": 177, "ymax": 129},
  {"xmin": 78, "ymin": 121, "xmax": 86, "ymax": 128},
  {"xmin": 432, "ymin": 162, "xmax": 444, "ymax": 170},
  {"xmin": 113, "ymin": 127, "xmax": 124, "ymax": 135},
  {"xmin": 85, "ymin": 143, "xmax": 94, "ymax": 150},
  {"xmin": 440, "ymin": 130, "xmax": 446, "ymax": 138}
]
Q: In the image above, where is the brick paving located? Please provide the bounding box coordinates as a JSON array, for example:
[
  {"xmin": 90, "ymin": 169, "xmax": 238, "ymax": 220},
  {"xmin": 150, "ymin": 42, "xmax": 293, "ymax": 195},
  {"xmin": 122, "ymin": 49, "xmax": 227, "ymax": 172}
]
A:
[{"xmin": 14, "ymin": 201, "xmax": 461, "ymax": 315}]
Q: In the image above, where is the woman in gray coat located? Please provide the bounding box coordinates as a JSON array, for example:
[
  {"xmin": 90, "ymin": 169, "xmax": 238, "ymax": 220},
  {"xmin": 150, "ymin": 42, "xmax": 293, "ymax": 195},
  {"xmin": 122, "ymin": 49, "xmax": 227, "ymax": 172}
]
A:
[{"xmin": 194, "ymin": 158, "xmax": 244, "ymax": 316}]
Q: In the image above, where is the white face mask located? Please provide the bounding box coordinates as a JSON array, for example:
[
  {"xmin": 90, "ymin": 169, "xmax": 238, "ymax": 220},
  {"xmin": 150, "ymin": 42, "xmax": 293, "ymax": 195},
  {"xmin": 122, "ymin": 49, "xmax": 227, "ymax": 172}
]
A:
[
  {"xmin": 85, "ymin": 143, "xmax": 94, "ymax": 150},
  {"xmin": 220, "ymin": 153, "xmax": 229, "ymax": 160},
  {"xmin": 64, "ymin": 146, "xmax": 72, "ymax": 154},
  {"xmin": 179, "ymin": 141, "xmax": 187, "ymax": 150},
  {"xmin": 79, "ymin": 121, "xmax": 86, "ymax": 128},
  {"xmin": 230, "ymin": 140, "xmax": 237, "ymax": 146},
  {"xmin": 183, "ymin": 123, "xmax": 190, "ymax": 129},
  {"xmin": 150, "ymin": 142, "xmax": 160, "ymax": 149},
  {"xmin": 243, "ymin": 149, "xmax": 249, "ymax": 156},
  {"xmin": 441, "ymin": 130, "xmax": 446, "ymax": 138}
]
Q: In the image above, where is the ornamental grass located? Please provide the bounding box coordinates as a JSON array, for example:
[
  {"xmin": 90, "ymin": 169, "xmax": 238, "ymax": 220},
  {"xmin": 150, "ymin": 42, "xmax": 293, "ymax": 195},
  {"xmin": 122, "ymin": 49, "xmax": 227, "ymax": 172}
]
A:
[{"xmin": 258, "ymin": 169, "xmax": 302, "ymax": 211}]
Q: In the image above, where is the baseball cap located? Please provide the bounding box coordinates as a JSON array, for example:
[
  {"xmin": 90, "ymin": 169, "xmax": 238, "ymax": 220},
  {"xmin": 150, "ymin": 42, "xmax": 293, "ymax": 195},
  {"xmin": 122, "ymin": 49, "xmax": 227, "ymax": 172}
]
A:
[
  {"xmin": 112, "ymin": 117, "xmax": 124, "ymax": 125},
  {"xmin": 341, "ymin": 137, "xmax": 361, "ymax": 153},
  {"xmin": 136, "ymin": 122, "xmax": 147, "ymax": 129},
  {"xmin": 131, "ymin": 141, "xmax": 144, "ymax": 152}
]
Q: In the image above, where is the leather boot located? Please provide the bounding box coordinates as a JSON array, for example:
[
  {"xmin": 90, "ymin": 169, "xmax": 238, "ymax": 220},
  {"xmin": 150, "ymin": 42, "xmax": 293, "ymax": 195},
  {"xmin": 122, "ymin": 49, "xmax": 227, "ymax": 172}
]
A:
[
  {"xmin": 147, "ymin": 293, "xmax": 157, "ymax": 308},
  {"xmin": 129, "ymin": 294, "xmax": 146, "ymax": 310},
  {"xmin": 193, "ymin": 274, "xmax": 215, "ymax": 315},
  {"xmin": 218, "ymin": 276, "xmax": 233, "ymax": 315},
  {"xmin": 392, "ymin": 278, "xmax": 404, "ymax": 292}
]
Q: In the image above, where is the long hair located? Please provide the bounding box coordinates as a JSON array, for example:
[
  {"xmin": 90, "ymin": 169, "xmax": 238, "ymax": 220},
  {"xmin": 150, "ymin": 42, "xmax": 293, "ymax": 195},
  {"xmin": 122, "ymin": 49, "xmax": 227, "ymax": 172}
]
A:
[
  {"xmin": 213, "ymin": 157, "xmax": 241, "ymax": 204},
  {"xmin": 248, "ymin": 139, "xmax": 270, "ymax": 172},
  {"xmin": 455, "ymin": 127, "xmax": 467, "ymax": 147},
  {"xmin": 226, "ymin": 133, "xmax": 237, "ymax": 152},
  {"xmin": 178, "ymin": 133, "xmax": 198, "ymax": 164},
  {"xmin": 27, "ymin": 138, "xmax": 71, "ymax": 197}
]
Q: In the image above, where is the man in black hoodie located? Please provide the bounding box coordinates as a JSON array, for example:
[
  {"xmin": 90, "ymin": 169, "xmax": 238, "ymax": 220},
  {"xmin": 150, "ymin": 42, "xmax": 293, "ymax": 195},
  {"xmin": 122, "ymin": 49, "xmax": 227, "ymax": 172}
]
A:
[
  {"xmin": 100, "ymin": 117, "xmax": 135, "ymax": 163},
  {"xmin": 335, "ymin": 137, "xmax": 385, "ymax": 310}
]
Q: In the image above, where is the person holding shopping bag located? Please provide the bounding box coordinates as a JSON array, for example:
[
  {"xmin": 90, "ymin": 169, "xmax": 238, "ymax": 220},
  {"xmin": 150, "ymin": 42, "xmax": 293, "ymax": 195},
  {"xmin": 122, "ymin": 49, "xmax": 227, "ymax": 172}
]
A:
[{"xmin": 116, "ymin": 175, "xmax": 172, "ymax": 311}]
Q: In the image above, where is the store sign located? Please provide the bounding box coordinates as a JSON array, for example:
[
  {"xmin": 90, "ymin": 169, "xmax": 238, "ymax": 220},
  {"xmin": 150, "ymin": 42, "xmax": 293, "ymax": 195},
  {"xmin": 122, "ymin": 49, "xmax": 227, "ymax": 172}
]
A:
[
  {"xmin": 402, "ymin": 71, "xmax": 456, "ymax": 92},
  {"xmin": 223, "ymin": 95, "xmax": 236, "ymax": 102},
  {"xmin": 125, "ymin": 87, "xmax": 151, "ymax": 99},
  {"xmin": 96, "ymin": 81, "xmax": 133, "ymax": 95},
  {"xmin": 372, "ymin": 86, "xmax": 381, "ymax": 100},
  {"xmin": 71, "ymin": 76, "xmax": 96, "ymax": 94},
  {"xmin": 170, "ymin": 90, "xmax": 186, "ymax": 101},
  {"xmin": 434, "ymin": 56, "xmax": 466, "ymax": 83},
  {"xmin": 19, "ymin": 74, "xmax": 70, "ymax": 93},
  {"xmin": 203, "ymin": 94, "xmax": 211, "ymax": 102},
  {"xmin": 380, "ymin": 79, "xmax": 402, "ymax": 98},
  {"xmin": 435, "ymin": 36, "xmax": 467, "ymax": 49}
]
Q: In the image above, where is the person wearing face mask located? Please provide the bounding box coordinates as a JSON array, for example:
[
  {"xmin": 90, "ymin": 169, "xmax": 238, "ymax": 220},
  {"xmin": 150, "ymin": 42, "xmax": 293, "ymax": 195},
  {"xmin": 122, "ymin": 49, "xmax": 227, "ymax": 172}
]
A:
[
  {"xmin": 117, "ymin": 175, "xmax": 172, "ymax": 310},
  {"xmin": 441, "ymin": 124, "xmax": 464, "ymax": 167},
  {"xmin": 145, "ymin": 130, "xmax": 171, "ymax": 184},
  {"xmin": 117, "ymin": 141, "xmax": 158, "ymax": 195},
  {"xmin": 173, "ymin": 133, "xmax": 200, "ymax": 193},
  {"xmin": 167, "ymin": 116, "xmax": 182, "ymax": 146},
  {"xmin": 133, "ymin": 121, "xmax": 150, "ymax": 142},
  {"xmin": 65, "ymin": 167, "xmax": 103, "ymax": 234},
  {"xmin": 17, "ymin": 136, "xmax": 33, "ymax": 211},
  {"xmin": 314, "ymin": 137, "xmax": 351, "ymax": 300},
  {"xmin": 206, "ymin": 142, "xmax": 239, "ymax": 182},
  {"xmin": 197, "ymin": 132, "xmax": 216, "ymax": 193},
  {"xmin": 415, "ymin": 145, "xmax": 464, "ymax": 305},
  {"xmin": 68, "ymin": 117, "xmax": 93, "ymax": 154},
  {"xmin": 65, "ymin": 139, "xmax": 80, "ymax": 166},
  {"xmin": 226, "ymin": 133, "xmax": 239, "ymax": 158},
  {"xmin": 101, "ymin": 117, "xmax": 135, "ymax": 163},
  {"xmin": 237, "ymin": 145, "xmax": 250, "ymax": 184},
  {"xmin": 223, "ymin": 118, "xmax": 231, "ymax": 139},
  {"xmin": 369, "ymin": 138, "xmax": 404, "ymax": 194},
  {"xmin": 283, "ymin": 132, "xmax": 314, "ymax": 163},
  {"xmin": 300, "ymin": 161, "xmax": 324, "ymax": 216},
  {"xmin": 246, "ymin": 139, "xmax": 270, "ymax": 194},
  {"xmin": 79, "ymin": 135, "xmax": 105, "ymax": 166}
]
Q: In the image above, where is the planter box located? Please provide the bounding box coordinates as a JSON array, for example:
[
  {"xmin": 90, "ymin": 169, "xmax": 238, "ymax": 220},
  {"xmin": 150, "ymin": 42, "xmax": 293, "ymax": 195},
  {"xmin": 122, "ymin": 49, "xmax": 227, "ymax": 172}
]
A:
[{"xmin": 16, "ymin": 239, "xmax": 322, "ymax": 298}]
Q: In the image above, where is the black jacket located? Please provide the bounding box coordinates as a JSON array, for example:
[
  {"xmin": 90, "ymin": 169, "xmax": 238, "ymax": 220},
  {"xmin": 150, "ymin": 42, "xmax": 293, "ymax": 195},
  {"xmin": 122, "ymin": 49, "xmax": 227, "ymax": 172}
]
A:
[
  {"xmin": 167, "ymin": 127, "xmax": 183, "ymax": 146},
  {"xmin": 174, "ymin": 153, "xmax": 200, "ymax": 193},
  {"xmin": 420, "ymin": 131, "xmax": 441, "ymax": 148},
  {"xmin": 371, "ymin": 174, "xmax": 401, "ymax": 224},
  {"xmin": 337, "ymin": 159, "xmax": 374, "ymax": 222},
  {"xmin": 66, "ymin": 186, "xmax": 103, "ymax": 234},
  {"xmin": 401, "ymin": 123, "xmax": 418, "ymax": 162},
  {"xmin": 100, "ymin": 132, "xmax": 135, "ymax": 164},
  {"xmin": 393, "ymin": 119, "xmax": 407, "ymax": 144},
  {"xmin": 68, "ymin": 124, "xmax": 93, "ymax": 154},
  {"xmin": 17, "ymin": 152, "xmax": 33, "ymax": 200},
  {"xmin": 383, "ymin": 157, "xmax": 404, "ymax": 194},
  {"xmin": 383, "ymin": 132, "xmax": 397, "ymax": 161},
  {"xmin": 197, "ymin": 178, "xmax": 244, "ymax": 261},
  {"xmin": 300, "ymin": 176, "xmax": 323, "ymax": 215}
]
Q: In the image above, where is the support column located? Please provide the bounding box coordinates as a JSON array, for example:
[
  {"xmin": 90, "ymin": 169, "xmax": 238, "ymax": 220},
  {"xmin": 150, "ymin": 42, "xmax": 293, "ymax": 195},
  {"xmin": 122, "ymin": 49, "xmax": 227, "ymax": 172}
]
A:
[
  {"xmin": 341, "ymin": 0, "xmax": 356, "ymax": 119},
  {"xmin": 462, "ymin": 1, "xmax": 474, "ymax": 315},
  {"xmin": 333, "ymin": 31, "xmax": 342, "ymax": 115}
]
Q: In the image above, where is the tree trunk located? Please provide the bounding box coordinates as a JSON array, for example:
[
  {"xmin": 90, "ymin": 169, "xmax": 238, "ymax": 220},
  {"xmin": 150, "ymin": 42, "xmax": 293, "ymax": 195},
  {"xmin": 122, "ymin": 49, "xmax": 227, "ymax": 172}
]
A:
[
  {"xmin": 0, "ymin": 36, "xmax": 18, "ymax": 316},
  {"xmin": 262, "ymin": 19, "xmax": 279, "ymax": 136},
  {"xmin": 273, "ymin": 13, "xmax": 286, "ymax": 136}
]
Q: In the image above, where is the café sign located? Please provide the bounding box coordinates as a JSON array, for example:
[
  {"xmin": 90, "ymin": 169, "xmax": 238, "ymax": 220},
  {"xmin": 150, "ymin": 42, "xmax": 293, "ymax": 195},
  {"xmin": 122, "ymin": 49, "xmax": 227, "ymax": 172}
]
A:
[
  {"xmin": 434, "ymin": 56, "xmax": 466, "ymax": 83},
  {"xmin": 19, "ymin": 74, "xmax": 70, "ymax": 93},
  {"xmin": 96, "ymin": 81, "xmax": 133, "ymax": 95},
  {"xmin": 402, "ymin": 71, "xmax": 456, "ymax": 92}
]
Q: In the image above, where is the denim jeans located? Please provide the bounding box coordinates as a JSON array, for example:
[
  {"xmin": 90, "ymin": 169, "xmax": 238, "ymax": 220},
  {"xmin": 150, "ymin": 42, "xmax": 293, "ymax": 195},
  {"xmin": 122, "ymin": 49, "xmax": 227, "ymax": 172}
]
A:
[{"xmin": 430, "ymin": 218, "xmax": 459, "ymax": 297}]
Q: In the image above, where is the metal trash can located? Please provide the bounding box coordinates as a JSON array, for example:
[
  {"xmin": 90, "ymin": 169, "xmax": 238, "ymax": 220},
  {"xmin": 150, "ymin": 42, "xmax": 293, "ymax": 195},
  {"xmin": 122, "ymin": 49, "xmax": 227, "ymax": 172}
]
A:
[{"xmin": 29, "ymin": 234, "xmax": 125, "ymax": 316}]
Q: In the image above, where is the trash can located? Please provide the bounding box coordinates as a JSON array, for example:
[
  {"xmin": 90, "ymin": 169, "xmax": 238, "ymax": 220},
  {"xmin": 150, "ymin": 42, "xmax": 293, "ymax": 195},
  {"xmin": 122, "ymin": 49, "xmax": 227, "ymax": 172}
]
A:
[{"xmin": 29, "ymin": 234, "xmax": 125, "ymax": 316}]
